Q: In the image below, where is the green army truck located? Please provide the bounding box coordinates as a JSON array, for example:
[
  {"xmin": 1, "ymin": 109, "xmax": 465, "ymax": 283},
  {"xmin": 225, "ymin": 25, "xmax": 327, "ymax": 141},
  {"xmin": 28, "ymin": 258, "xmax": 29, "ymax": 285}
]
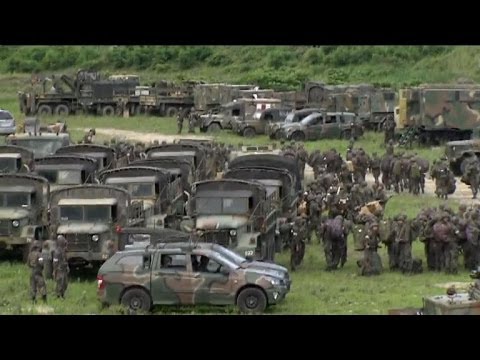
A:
[
  {"xmin": 0, "ymin": 174, "xmax": 49, "ymax": 260},
  {"xmin": 49, "ymin": 184, "xmax": 145, "ymax": 267},
  {"xmin": 0, "ymin": 145, "xmax": 35, "ymax": 173}
]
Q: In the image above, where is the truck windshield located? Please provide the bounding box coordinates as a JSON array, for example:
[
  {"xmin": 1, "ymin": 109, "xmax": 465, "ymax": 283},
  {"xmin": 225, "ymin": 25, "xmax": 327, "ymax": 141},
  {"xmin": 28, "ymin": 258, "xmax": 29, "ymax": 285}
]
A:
[
  {"xmin": 11, "ymin": 139, "xmax": 63, "ymax": 156},
  {"xmin": 2, "ymin": 193, "xmax": 31, "ymax": 207},
  {"xmin": 38, "ymin": 170, "xmax": 82, "ymax": 185},
  {"xmin": 130, "ymin": 183, "xmax": 154, "ymax": 197},
  {"xmin": 59, "ymin": 205, "xmax": 112, "ymax": 222},
  {"xmin": 0, "ymin": 158, "xmax": 17, "ymax": 172},
  {"xmin": 196, "ymin": 197, "xmax": 249, "ymax": 214}
]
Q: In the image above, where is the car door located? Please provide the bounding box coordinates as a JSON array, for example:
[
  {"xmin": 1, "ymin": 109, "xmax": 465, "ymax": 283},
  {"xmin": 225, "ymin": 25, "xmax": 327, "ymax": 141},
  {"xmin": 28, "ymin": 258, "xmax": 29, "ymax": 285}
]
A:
[
  {"xmin": 149, "ymin": 252, "xmax": 198, "ymax": 305},
  {"xmin": 306, "ymin": 114, "xmax": 323, "ymax": 140},
  {"xmin": 191, "ymin": 253, "xmax": 234, "ymax": 305},
  {"xmin": 320, "ymin": 114, "xmax": 341, "ymax": 139}
]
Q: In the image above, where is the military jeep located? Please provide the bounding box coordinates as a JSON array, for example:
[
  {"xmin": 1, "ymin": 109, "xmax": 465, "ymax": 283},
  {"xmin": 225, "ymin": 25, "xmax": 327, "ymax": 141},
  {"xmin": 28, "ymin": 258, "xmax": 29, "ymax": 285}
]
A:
[
  {"xmin": 232, "ymin": 107, "xmax": 290, "ymax": 138},
  {"xmin": 0, "ymin": 174, "xmax": 49, "ymax": 260},
  {"xmin": 445, "ymin": 139, "xmax": 480, "ymax": 176},
  {"xmin": 266, "ymin": 107, "xmax": 323, "ymax": 140}
]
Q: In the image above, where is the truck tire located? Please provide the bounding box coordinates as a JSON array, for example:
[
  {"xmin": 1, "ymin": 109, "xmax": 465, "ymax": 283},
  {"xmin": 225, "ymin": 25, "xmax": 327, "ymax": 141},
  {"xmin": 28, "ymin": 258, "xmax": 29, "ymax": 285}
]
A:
[
  {"xmin": 243, "ymin": 127, "xmax": 256, "ymax": 138},
  {"xmin": 102, "ymin": 105, "xmax": 115, "ymax": 117},
  {"xmin": 121, "ymin": 288, "xmax": 152, "ymax": 312},
  {"xmin": 460, "ymin": 156, "xmax": 476, "ymax": 174},
  {"xmin": 291, "ymin": 131, "xmax": 305, "ymax": 142},
  {"xmin": 166, "ymin": 107, "xmax": 178, "ymax": 118},
  {"xmin": 37, "ymin": 105, "xmax": 53, "ymax": 116},
  {"xmin": 207, "ymin": 123, "xmax": 221, "ymax": 133},
  {"xmin": 237, "ymin": 287, "xmax": 267, "ymax": 314},
  {"xmin": 54, "ymin": 104, "xmax": 70, "ymax": 116}
]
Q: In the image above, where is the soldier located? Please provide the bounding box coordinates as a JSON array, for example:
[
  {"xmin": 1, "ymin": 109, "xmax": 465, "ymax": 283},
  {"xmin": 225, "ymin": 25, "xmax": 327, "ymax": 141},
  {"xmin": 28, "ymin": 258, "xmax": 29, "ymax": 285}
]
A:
[
  {"xmin": 385, "ymin": 139, "xmax": 394, "ymax": 156},
  {"xmin": 322, "ymin": 215, "xmax": 347, "ymax": 271},
  {"xmin": 297, "ymin": 143, "xmax": 308, "ymax": 178},
  {"xmin": 290, "ymin": 217, "xmax": 306, "ymax": 271},
  {"xmin": 383, "ymin": 114, "xmax": 396, "ymax": 145},
  {"xmin": 465, "ymin": 211, "xmax": 480, "ymax": 270},
  {"xmin": 369, "ymin": 152, "xmax": 381, "ymax": 185},
  {"xmin": 463, "ymin": 159, "xmax": 480, "ymax": 199},
  {"xmin": 409, "ymin": 159, "xmax": 422, "ymax": 195},
  {"xmin": 27, "ymin": 240, "xmax": 47, "ymax": 303},
  {"xmin": 357, "ymin": 222, "xmax": 383, "ymax": 276},
  {"xmin": 177, "ymin": 107, "xmax": 187, "ymax": 134},
  {"xmin": 53, "ymin": 235, "xmax": 69, "ymax": 299},
  {"xmin": 188, "ymin": 107, "xmax": 196, "ymax": 133},
  {"xmin": 82, "ymin": 128, "xmax": 96, "ymax": 144},
  {"xmin": 279, "ymin": 217, "xmax": 294, "ymax": 251},
  {"xmin": 41, "ymin": 241, "xmax": 53, "ymax": 280}
]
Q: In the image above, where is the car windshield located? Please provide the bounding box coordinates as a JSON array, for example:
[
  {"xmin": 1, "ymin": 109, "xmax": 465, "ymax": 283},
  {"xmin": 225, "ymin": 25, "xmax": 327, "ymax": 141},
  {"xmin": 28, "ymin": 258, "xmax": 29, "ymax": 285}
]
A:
[
  {"xmin": 59, "ymin": 205, "xmax": 111, "ymax": 222},
  {"xmin": 12, "ymin": 138, "xmax": 64, "ymax": 157},
  {"xmin": 0, "ymin": 158, "xmax": 17, "ymax": 172},
  {"xmin": 212, "ymin": 253, "xmax": 240, "ymax": 270},
  {"xmin": 2, "ymin": 193, "xmax": 31, "ymax": 207},
  {"xmin": 284, "ymin": 112, "xmax": 295, "ymax": 123},
  {"xmin": 213, "ymin": 245, "xmax": 247, "ymax": 264}
]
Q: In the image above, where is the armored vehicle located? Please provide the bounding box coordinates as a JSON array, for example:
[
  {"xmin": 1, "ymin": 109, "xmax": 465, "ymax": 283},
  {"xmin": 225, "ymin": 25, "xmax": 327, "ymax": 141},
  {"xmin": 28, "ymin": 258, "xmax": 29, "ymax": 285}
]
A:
[
  {"xmin": 232, "ymin": 107, "xmax": 291, "ymax": 138},
  {"xmin": 185, "ymin": 179, "xmax": 278, "ymax": 261},
  {"xmin": 0, "ymin": 174, "xmax": 49, "ymax": 260},
  {"xmin": 6, "ymin": 132, "xmax": 71, "ymax": 158},
  {"xmin": 97, "ymin": 242, "xmax": 290, "ymax": 313},
  {"xmin": 33, "ymin": 155, "xmax": 98, "ymax": 194},
  {"xmin": 98, "ymin": 166, "xmax": 184, "ymax": 229},
  {"xmin": 55, "ymin": 144, "xmax": 122, "ymax": 171},
  {"xmin": 49, "ymin": 184, "xmax": 145, "ymax": 266},
  {"xmin": 279, "ymin": 111, "xmax": 362, "ymax": 142},
  {"xmin": 0, "ymin": 145, "xmax": 35, "ymax": 173}
]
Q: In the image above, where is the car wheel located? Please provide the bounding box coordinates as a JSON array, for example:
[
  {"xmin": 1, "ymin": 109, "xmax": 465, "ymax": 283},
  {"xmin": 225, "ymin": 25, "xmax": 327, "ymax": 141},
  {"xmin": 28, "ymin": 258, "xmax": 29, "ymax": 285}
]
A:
[
  {"xmin": 275, "ymin": 130, "xmax": 285, "ymax": 140},
  {"xmin": 237, "ymin": 287, "xmax": 267, "ymax": 314},
  {"xmin": 121, "ymin": 288, "xmax": 152, "ymax": 312},
  {"xmin": 243, "ymin": 127, "xmax": 256, "ymax": 138},
  {"xmin": 54, "ymin": 104, "xmax": 70, "ymax": 116},
  {"xmin": 291, "ymin": 131, "xmax": 305, "ymax": 142},
  {"xmin": 207, "ymin": 123, "xmax": 221, "ymax": 133},
  {"xmin": 37, "ymin": 104, "xmax": 53, "ymax": 116},
  {"xmin": 102, "ymin": 105, "xmax": 115, "ymax": 117}
]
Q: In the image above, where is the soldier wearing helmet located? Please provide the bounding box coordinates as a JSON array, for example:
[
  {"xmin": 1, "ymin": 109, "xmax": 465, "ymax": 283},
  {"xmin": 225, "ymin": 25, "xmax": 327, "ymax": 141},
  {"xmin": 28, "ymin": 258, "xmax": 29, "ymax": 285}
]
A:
[
  {"xmin": 53, "ymin": 235, "xmax": 69, "ymax": 299},
  {"xmin": 27, "ymin": 240, "xmax": 47, "ymax": 303}
]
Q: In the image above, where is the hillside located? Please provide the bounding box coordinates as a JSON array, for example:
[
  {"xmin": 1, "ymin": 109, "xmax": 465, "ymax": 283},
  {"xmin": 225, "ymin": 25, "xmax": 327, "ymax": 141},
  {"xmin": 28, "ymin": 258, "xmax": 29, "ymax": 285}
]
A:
[{"xmin": 1, "ymin": 45, "xmax": 480, "ymax": 90}]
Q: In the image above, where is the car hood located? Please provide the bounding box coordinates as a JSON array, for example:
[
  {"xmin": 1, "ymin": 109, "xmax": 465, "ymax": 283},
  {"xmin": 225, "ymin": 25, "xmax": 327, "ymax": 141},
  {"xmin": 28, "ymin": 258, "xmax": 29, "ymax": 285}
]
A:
[
  {"xmin": 281, "ymin": 123, "xmax": 301, "ymax": 131},
  {"xmin": 243, "ymin": 267, "xmax": 286, "ymax": 280},
  {"xmin": 196, "ymin": 215, "xmax": 249, "ymax": 230},
  {"xmin": 241, "ymin": 260, "xmax": 288, "ymax": 274},
  {"xmin": 0, "ymin": 208, "xmax": 30, "ymax": 220},
  {"xmin": 57, "ymin": 222, "xmax": 110, "ymax": 234}
]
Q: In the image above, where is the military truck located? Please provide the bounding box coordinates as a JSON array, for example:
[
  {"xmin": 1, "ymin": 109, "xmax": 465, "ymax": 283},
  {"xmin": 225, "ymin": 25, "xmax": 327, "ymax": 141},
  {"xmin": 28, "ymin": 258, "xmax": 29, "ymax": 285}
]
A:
[
  {"xmin": 397, "ymin": 85, "xmax": 480, "ymax": 144},
  {"xmin": 0, "ymin": 174, "xmax": 49, "ymax": 260},
  {"xmin": 199, "ymin": 98, "xmax": 282, "ymax": 133},
  {"xmin": 55, "ymin": 144, "xmax": 122, "ymax": 171},
  {"xmin": 227, "ymin": 145, "xmax": 281, "ymax": 164},
  {"xmin": 18, "ymin": 70, "xmax": 141, "ymax": 117},
  {"xmin": 266, "ymin": 108, "xmax": 323, "ymax": 140},
  {"xmin": 6, "ymin": 132, "xmax": 71, "ymax": 158},
  {"xmin": 0, "ymin": 145, "xmax": 34, "ymax": 173},
  {"xmin": 223, "ymin": 166, "xmax": 299, "ymax": 252},
  {"xmin": 193, "ymin": 83, "xmax": 258, "ymax": 113},
  {"xmin": 49, "ymin": 184, "xmax": 145, "ymax": 267},
  {"xmin": 185, "ymin": 179, "xmax": 278, "ymax": 261},
  {"xmin": 278, "ymin": 111, "xmax": 362, "ymax": 142},
  {"xmin": 33, "ymin": 155, "xmax": 98, "ymax": 192},
  {"xmin": 98, "ymin": 166, "xmax": 184, "ymax": 229},
  {"xmin": 145, "ymin": 143, "xmax": 211, "ymax": 181},
  {"xmin": 444, "ymin": 138, "xmax": 480, "ymax": 175},
  {"xmin": 232, "ymin": 107, "xmax": 291, "ymax": 138}
]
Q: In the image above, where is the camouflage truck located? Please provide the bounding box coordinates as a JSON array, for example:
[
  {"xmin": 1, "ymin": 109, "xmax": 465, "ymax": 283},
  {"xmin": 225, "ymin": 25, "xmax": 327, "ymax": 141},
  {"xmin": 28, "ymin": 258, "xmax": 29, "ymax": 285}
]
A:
[
  {"xmin": 0, "ymin": 145, "xmax": 34, "ymax": 173},
  {"xmin": 0, "ymin": 174, "xmax": 49, "ymax": 261},
  {"xmin": 199, "ymin": 98, "xmax": 281, "ymax": 133},
  {"xmin": 185, "ymin": 179, "xmax": 279, "ymax": 261},
  {"xmin": 6, "ymin": 132, "xmax": 71, "ymax": 158},
  {"xmin": 232, "ymin": 107, "xmax": 291, "ymax": 138},
  {"xmin": 18, "ymin": 70, "xmax": 141, "ymax": 117},
  {"xmin": 193, "ymin": 83, "xmax": 258, "ymax": 113},
  {"xmin": 145, "ymin": 143, "xmax": 211, "ymax": 181},
  {"xmin": 33, "ymin": 155, "xmax": 98, "ymax": 192},
  {"xmin": 279, "ymin": 111, "xmax": 362, "ymax": 142},
  {"xmin": 98, "ymin": 167, "xmax": 184, "ymax": 229},
  {"xmin": 266, "ymin": 108, "xmax": 323, "ymax": 140},
  {"xmin": 223, "ymin": 166, "xmax": 299, "ymax": 252},
  {"xmin": 50, "ymin": 184, "xmax": 145, "ymax": 267},
  {"xmin": 55, "ymin": 144, "xmax": 123, "ymax": 171},
  {"xmin": 97, "ymin": 242, "xmax": 290, "ymax": 313},
  {"xmin": 397, "ymin": 85, "xmax": 480, "ymax": 145}
]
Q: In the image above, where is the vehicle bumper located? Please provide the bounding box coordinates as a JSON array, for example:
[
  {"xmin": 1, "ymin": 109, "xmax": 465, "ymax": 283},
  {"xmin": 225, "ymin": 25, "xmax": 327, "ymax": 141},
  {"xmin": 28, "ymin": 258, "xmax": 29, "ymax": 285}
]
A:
[
  {"xmin": 0, "ymin": 127, "xmax": 16, "ymax": 135},
  {"xmin": 266, "ymin": 286, "xmax": 289, "ymax": 305},
  {"xmin": 0, "ymin": 236, "xmax": 29, "ymax": 247},
  {"xmin": 67, "ymin": 251, "xmax": 109, "ymax": 263}
]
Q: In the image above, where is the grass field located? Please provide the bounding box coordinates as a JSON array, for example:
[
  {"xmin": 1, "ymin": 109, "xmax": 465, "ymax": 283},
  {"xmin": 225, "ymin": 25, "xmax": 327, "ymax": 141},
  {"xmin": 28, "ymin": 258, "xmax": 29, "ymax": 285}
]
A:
[{"xmin": 0, "ymin": 85, "xmax": 469, "ymax": 315}]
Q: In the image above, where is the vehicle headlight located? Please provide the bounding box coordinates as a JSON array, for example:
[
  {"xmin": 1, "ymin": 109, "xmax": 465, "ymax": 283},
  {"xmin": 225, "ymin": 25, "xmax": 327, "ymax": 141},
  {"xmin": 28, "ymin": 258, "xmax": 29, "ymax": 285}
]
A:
[
  {"xmin": 267, "ymin": 277, "xmax": 281, "ymax": 286},
  {"xmin": 12, "ymin": 220, "xmax": 19, "ymax": 228},
  {"xmin": 229, "ymin": 230, "xmax": 237, "ymax": 236},
  {"xmin": 92, "ymin": 234, "xmax": 99, "ymax": 242}
]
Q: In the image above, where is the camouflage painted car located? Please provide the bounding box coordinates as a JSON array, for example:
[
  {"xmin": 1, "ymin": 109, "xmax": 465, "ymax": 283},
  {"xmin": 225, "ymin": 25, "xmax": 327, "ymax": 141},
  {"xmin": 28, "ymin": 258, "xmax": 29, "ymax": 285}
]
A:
[
  {"xmin": 266, "ymin": 108, "xmax": 322, "ymax": 140},
  {"xmin": 279, "ymin": 111, "xmax": 362, "ymax": 142},
  {"xmin": 0, "ymin": 145, "xmax": 35, "ymax": 173},
  {"xmin": 97, "ymin": 242, "xmax": 290, "ymax": 313},
  {"xmin": 0, "ymin": 174, "xmax": 49, "ymax": 260},
  {"xmin": 445, "ymin": 138, "xmax": 480, "ymax": 175},
  {"xmin": 50, "ymin": 184, "xmax": 145, "ymax": 266},
  {"xmin": 98, "ymin": 166, "xmax": 183, "ymax": 229},
  {"xmin": 231, "ymin": 107, "xmax": 290, "ymax": 138},
  {"xmin": 33, "ymin": 155, "xmax": 98, "ymax": 192},
  {"xmin": 6, "ymin": 132, "xmax": 71, "ymax": 158}
]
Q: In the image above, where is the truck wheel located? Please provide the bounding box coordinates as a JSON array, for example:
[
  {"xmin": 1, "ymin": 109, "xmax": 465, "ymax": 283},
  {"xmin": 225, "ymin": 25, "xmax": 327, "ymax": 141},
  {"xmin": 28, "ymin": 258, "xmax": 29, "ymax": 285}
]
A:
[
  {"xmin": 207, "ymin": 123, "xmax": 221, "ymax": 133},
  {"xmin": 38, "ymin": 105, "xmax": 52, "ymax": 116},
  {"xmin": 291, "ymin": 131, "xmax": 305, "ymax": 142},
  {"xmin": 275, "ymin": 130, "xmax": 285, "ymax": 140},
  {"xmin": 54, "ymin": 104, "xmax": 70, "ymax": 116},
  {"xmin": 166, "ymin": 107, "xmax": 178, "ymax": 118},
  {"xmin": 237, "ymin": 287, "xmax": 267, "ymax": 314},
  {"xmin": 243, "ymin": 127, "xmax": 256, "ymax": 138},
  {"xmin": 121, "ymin": 288, "xmax": 152, "ymax": 312},
  {"xmin": 102, "ymin": 105, "xmax": 115, "ymax": 116}
]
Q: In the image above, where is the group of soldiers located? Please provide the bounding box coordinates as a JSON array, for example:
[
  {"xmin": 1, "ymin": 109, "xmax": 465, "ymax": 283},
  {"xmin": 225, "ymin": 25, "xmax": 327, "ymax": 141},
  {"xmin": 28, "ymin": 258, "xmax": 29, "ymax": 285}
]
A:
[{"xmin": 28, "ymin": 235, "xmax": 69, "ymax": 303}]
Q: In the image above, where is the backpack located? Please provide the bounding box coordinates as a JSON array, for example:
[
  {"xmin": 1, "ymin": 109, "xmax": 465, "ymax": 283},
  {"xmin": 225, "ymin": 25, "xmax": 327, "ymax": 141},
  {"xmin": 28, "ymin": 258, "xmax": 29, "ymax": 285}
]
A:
[{"xmin": 328, "ymin": 218, "xmax": 344, "ymax": 239}]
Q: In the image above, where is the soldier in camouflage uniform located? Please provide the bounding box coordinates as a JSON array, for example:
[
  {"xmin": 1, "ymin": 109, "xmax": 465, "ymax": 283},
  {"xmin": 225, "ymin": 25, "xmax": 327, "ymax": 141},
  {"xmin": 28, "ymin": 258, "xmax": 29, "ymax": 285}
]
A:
[
  {"xmin": 41, "ymin": 241, "xmax": 54, "ymax": 280},
  {"xmin": 322, "ymin": 215, "xmax": 347, "ymax": 271},
  {"xmin": 409, "ymin": 159, "xmax": 422, "ymax": 195},
  {"xmin": 383, "ymin": 115, "xmax": 396, "ymax": 145},
  {"xmin": 462, "ymin": 159, "xmax": 480, "ymax": 199},
  {"xmin": 393, "ymin": 214, "xmax": 421, "ymax": 274},
  {"xmin": 391, "ymin": 154, "xmax": 404, "ymax": 193},
  {"xmin": 431, "ymin": 157, "xmax": 452, "ymax": 199},
  {"xmin": 187, "ymin": 107, "xmax": 196, "ymax": 133},
  {"xmin": 357, "ymin": 222, "xmax": 383, "ymax": 276},
  {"xmin": 82, "ymin": 128, "xmax": 96, "ymax": 144},
  {"xmin": 465, "ymin": 210, "xmax": 480, "ymax": 270},
  {"xmin": 369, "ymin": 152, "xmax": 381, "ymax": 185},
  {"xmin": 177, "ymin": 107, "xmax": 188, "ymax": 134},
  {"xmin": 279, "ymin": 217, "xmax": 294, "ymax": 251},
  {"xmin": 53, "ymin": 235, "xmax": 69, "ymax": 298},
  {"xmin": 28, "ymin": 240, "xmax": 47, "ymax": 303},
  {"xmin": 297, "ymin": 143, "xmax": 308, "ymax": 179},
  {"xmin": 290, "ymin": 216, "xmax": 306, "ymax": 271}
]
